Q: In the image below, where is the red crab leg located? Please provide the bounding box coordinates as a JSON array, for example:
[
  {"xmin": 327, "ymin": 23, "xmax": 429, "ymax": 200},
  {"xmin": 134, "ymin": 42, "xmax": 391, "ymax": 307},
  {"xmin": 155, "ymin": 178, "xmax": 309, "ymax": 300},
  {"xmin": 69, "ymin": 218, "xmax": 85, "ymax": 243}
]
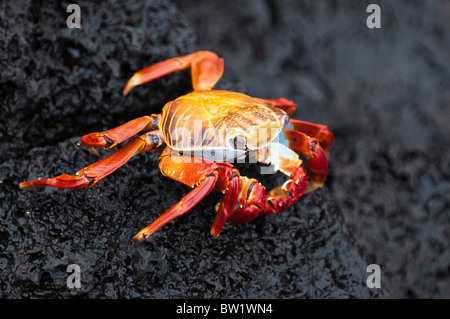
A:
[
  {"xmin": 133, "ymin": 147, "xmax": 240, "ymax": 240},
  {"xmin": 282, "ymin": 129, "xmax": 329, "ymax": 193},
  {"xmin": 255, "ymin": 97, "xmax": 297, "ymax": 115},
  {"xmin": 210, "ymin": 171, "xmax": 240, "ymax": 236},
  {"xmin": 79, "ymin": 115, "xmax": 161, "ymax": 155},
  {"xmin": 265, "ymin": 166, "xmax": 309, "ymax": 214},
  {"xmin": 286, "ymin": 119, "xmax": 335, "ymax": 157},
  {"xmin": 123, "ymin": 51, "xmax": 224, "ymax": 95},
  {"xmin": 259, "ymin": 100, "xmax": 334, "ymax": 155},
  {"xmin": 19, "ymin": 131, "xmax": 163, "ymax": 190},
  {"xmin": 225, "ymin": 176, "xmax": 269, "ymax": 224}
]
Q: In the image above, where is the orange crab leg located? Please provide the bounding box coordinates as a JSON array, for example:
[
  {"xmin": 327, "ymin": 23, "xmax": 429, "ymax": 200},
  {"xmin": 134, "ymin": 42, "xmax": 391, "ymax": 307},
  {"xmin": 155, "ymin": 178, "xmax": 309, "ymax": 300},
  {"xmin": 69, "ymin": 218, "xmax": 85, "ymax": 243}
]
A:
[
  {"xmin": 133, "ymin": 147, "xmax": 241, "ymax": 240},
  {"xmin": 133, "ymin": 172, "xmax": 218, "ymax": 241},
  {"xmin": 79, "ymin": 115, "xmax": 161, "ymax": 155},
  {"xmin": 19, "ymin": 131, "xmax": 163, "ymax": 190},
  {"xmin": 123, "ymin": 51, "xmax": 224, "ymax": 95}
]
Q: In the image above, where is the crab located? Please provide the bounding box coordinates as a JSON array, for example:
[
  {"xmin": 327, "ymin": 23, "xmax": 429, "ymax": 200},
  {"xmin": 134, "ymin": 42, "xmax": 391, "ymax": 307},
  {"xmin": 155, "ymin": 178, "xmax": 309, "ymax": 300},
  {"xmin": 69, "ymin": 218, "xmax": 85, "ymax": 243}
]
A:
[{"xmin": 20, "ymin": 51, "xmax": 335, "ymax": 241}]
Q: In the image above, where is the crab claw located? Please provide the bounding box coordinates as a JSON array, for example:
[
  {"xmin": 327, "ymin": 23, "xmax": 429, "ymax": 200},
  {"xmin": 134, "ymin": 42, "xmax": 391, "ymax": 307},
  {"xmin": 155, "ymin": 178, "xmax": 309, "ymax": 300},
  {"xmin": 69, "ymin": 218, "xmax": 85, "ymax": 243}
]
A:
[
  {"xmin": 77, "ymin": 141, "xmax": 101, "ymax": 157},
  {"xmin": 123, "ymin": 74, "xmax": 142, "ymax": 96},
  {"xmin": 227, "ymin": 177, "xmax": 268, "ymax": 224},
  {"xmin": 80, "ymin": 132, "xmax": 115, "ymax": 148},
  {"xmin": 76, "ymin": 132, "xmax": 117, "ymax": 157}
]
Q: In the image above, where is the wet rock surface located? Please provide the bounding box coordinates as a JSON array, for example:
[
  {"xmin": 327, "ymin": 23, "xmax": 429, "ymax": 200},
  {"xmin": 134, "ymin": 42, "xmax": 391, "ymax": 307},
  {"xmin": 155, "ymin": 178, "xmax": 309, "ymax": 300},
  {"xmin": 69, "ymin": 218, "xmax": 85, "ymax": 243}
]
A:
[{"xmin": 0, "ymin": 0, "xmax": 448, "ymax": 298}]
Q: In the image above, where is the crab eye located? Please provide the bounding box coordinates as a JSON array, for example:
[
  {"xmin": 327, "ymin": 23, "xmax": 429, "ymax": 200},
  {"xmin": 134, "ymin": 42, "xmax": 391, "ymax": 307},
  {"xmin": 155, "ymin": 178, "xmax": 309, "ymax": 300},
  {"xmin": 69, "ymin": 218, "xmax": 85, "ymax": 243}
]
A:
[{"xmin": 230, "ymin": 135, "xmax": 247, "ymax": 150}]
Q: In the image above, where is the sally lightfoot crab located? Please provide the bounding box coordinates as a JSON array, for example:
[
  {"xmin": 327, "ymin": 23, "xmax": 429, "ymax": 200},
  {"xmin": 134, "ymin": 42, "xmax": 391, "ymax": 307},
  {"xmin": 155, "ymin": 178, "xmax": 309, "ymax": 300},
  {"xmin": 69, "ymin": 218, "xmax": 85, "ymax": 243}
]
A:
[{"xmin": 20, "ymin": 51, "xmax": 335, "ymax": 241}]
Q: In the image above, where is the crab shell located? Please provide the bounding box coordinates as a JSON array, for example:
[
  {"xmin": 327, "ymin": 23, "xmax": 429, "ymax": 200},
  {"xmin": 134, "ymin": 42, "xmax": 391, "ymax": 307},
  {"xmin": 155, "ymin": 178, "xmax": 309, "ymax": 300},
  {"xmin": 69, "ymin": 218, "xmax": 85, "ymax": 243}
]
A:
[{"xmin": 159, "ymin": 90, "xmax": 288, "ymax": 160}]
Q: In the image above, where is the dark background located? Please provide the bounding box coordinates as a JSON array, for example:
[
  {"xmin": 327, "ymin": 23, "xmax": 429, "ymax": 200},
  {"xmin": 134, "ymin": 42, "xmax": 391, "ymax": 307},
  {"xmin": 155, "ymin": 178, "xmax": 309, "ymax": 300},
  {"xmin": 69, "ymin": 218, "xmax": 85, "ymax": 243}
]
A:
[{"xmin": 0, "ymin": 0, "xmax": 448, "ymax": 298}]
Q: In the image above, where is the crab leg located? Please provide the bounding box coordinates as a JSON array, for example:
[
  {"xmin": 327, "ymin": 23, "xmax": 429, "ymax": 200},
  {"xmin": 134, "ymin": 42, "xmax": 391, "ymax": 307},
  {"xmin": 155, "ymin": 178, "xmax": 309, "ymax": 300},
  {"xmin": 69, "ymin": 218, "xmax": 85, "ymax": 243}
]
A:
[
  {"xmin": 133, "ymin": 147, "xmax": 241, "ymax": 240},
  {"xmin": 123, "ymin": 51, "xmax": 224, "ymax": 95},
  {"xmin": 255, "ymin": 97, "xmax": 297, "ymax": 115},
  {"xmin": 282, "ymin": 129, "xmax": 329, "ymax": 193},
  {"xmin": 79, "ymin": 115, "xmax": 161, "ymax": 155},
  {"xmin": 260, "ymin": 100, "xmax": 334, "ymax": 155},
  {"xmin": 19, "ymin": 131, "xmax": 163, "ymax": 190},
  {"xmin": 264, "ymin": 166, "xmax": 309, "ymax": 213},
  {"xmin": 133, "ymin": 173, "xmax": 218, "ymax": 241},
  {"xmin": 210, "ymin": 171, "xmax": 240, "ymax": 236},
  {"xmin": 286, "ymin": 119, "xmax": 335, "ymax": 157}
]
